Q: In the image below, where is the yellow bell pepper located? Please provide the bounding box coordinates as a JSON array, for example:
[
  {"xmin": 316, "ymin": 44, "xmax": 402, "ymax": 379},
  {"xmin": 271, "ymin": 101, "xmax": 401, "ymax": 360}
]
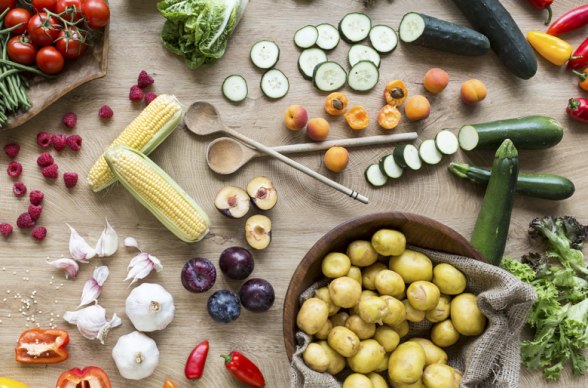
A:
[
  {"xmin": 0, "ymin": 377, "xmax": 29, "ymax": 388},
  {"xmin": 527, "ymin": 31, "xmax": 575, "ymax": 66}
]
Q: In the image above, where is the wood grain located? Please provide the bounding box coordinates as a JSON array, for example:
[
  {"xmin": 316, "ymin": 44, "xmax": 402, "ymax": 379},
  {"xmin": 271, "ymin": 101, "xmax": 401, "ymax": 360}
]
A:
[{"xmin": 0, "ymin": 0, "xmax": 587, "ymax": 387}]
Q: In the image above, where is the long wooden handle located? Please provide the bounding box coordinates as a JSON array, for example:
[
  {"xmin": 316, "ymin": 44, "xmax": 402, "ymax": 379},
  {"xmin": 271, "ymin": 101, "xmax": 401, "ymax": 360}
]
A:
[{"xmin": 225, "ymin": 128, "xmax": 370, "ymax": 204}]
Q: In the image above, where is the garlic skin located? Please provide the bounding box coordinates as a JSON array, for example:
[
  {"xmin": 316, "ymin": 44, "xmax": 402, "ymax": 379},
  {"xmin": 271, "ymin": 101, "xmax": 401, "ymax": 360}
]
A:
[
  {"xmin": 95, "ymin": 219, "xmax": 119, "ymax": 257},
  {"xmin": 79, "ymin": 266, "xmax": 110, "ymax": 307},
  {"xmin": 64, "ymin": 304, "xmax": 121, "ymax": 344},
  {"xmin": 68, "ymin": 224, "xmax": 96, "ymax": 262},
  {"xmin": 125, "ymin": 283, "xmax": 175, "ymax": 332},
  {"xmin": 112, "ymin": 331, "xmax": 160, "ymax": 380},
  {"xmin": 47, "ymin": 258, "xmax": 79, "ymax": 279}
]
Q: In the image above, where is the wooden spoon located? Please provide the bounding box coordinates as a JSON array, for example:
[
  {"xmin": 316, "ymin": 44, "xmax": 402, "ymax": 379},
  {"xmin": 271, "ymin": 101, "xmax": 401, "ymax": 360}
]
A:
[
  {"xmin": 184, "ymin": 101, "xmax": 370, "ymax": 204},
  {"xmin": 207, "ymin": 132, "xmax": 418, "ymax": 175}
]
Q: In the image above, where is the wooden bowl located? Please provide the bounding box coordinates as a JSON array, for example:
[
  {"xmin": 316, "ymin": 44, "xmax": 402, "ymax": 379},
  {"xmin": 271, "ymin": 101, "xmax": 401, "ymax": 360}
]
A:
[{"xmin": 283, "ymin": 212, "xmax": 485, "ymax": 360}]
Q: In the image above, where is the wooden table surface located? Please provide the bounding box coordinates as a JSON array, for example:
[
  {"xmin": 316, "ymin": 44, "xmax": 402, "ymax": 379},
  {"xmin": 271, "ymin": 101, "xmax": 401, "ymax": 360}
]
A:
[{"xmin": 1, "ymin": 0, "xmax": 588, "ymax": 386}]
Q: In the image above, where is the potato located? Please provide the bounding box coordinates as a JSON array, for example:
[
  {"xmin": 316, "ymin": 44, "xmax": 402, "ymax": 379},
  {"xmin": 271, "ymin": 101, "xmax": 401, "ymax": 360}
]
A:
[
  {"xmin": 431, "ymin": 320, "xmax": 460, "ymax": 348},
  {"xmin": 314, "ymin": 287, "xmax": 340, "ymax": 316},
  {"xmin": 347, "ymin": 240, "xmax": 379, "ymax": 267},
  {"xmin": 359, "ymin": 296, "xmax": 389, "ymax": 324},
  {"xmin": 367, "ymin": 372, "xmax": 388, "ymax": 388},
  {"xmin": 322, "ymin": 252, "xmax": 351, "ymax": 278},
  {"xmin": 328, "ymin": 326, "xmax": 360, "ymax": 357},
  {"xmin": 408, "ymin": 338, "xmax": 447, "ymax": 365},
  {"xmin": 302, "ymin": 342, "xmax": 330, "ymax": 372},
  {"xmin": 317, "ymin": 341, "xmax": 346, "ymax": 375},
  {"xmin": 362, "ymin": 262, "xmax": 387, "ymax": 290},
  {"xmin": 450, "ymin": 293, "xmax": 487, "ymax": 336},
  {"xmin": 297, "ymin": 298, "xmax": 329, "ymax": 335},
  {"xmin": 329, "ymin": 276, "xmax": 362, "ymax": 308},
  {"xmin": 331, "ymin": 311, "xmax": 349, "ymax": 327},
  {"xmin": 388, "ymin": 342, "xmax": 426, "ymax": 384},
  {"xmin": 351, "ymin": 290, "xmax": 379, "ymax": 315},
  {"xmin": 372, "ymin": 229, "xmax": 406, "ymax": 256},
  {"xmin": 347, "ymin": 339, "xmax": 386, "ymax": 374},
  {"xmin": 347, "ymin": 266, "xmax": 363, "ymax": 286},
  {"xmin": 422, "ymin": 364, "xmax": 460, "ymax": 388},
  {"xmin": 425, "ymin": 295, "xmax": 451, "ymax": 323},
  {"xmin": 346, "ymin": 314, "xmax": 376, "ymax": 339},
  {"xmin": 391, "ymin": 320, "xmax": 410, "ymax": 338},
  {"xmin": 432, "ymin": 263, "xmax": 466, "ymax": 295},
  {"xmin": 389, "ymin": 250, "xmax": 433, "ymax": 283},
  {"xmin": 315, "ymin": 319, "xmax": 333, "ymax": 340},
  {"xmin": 406, "ymin": 281, "xmax": 440, "ymax": 311},
  {"xmin": 403, "ymin": 299, "xmax": 425, "ymax": 323},
  {"xmin": 392, "ymin": 380, "xmax": 424, "ymax": 388},
  {"xmin": 374, "ymin": 325, "xmax": 400, "ymax": 352},
  {"xmin": 375, "ymin": 269, "xmax": 405, "ymax": 297},
  {"xmin": 343, "ymin": 373, "xmax": 374, "ymax": 388},
  {"xmin": 376, "ymin": 352, "xmax": 390, "ymax": 372},
  {"xmin": 381, "ymin": 295, "xmax": 407, "ymax": 326}
]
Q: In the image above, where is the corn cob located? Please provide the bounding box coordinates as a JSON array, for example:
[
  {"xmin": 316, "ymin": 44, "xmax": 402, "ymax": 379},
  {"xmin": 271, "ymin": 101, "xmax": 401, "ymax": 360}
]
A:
[
  {"xmin": 104, "ymin": 145, "xmax": 210, "ymax": 243},
  {"xmin": 87, "ymin": 94, "xmax": 183, "ymax": 192}
]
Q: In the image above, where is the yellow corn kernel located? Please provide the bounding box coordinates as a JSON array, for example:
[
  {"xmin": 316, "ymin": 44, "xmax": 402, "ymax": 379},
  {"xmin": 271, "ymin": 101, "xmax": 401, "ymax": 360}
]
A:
[{"xmin": 87, "ymin": 94, "xmax": 183, "ymax": 192}]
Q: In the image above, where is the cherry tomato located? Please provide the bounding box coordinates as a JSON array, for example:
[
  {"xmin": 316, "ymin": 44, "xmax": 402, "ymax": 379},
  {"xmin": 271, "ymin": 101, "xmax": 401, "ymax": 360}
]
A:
[
  {"xmin": 55, "ymin": 0, "xmax": 82, "ymax": 22},
  {"xmin": 4, "ymin": 8, "xmax": 31, "ymax": 35},
  {"xmin": 36, "ymin": 46, "xmax": 65, "ymax": 74},
  {"xmin": 31, "ymin": 0, "xmax": 58, "ymax": 13},
  {"xmin": 28, "ymin": 12, "xmax": 60, "ymax": 47},
  {"xmin": 82, "ymin": 0, "xmax": 109, "ymax": 29},
  {"xmin": 55, "ymin": 28, "xmax": 86, "ymax": 59},
  {"xmin": 0, "ymin": 0, "xmax": 16, "ymax": 12},
  {"xmin": 6, "ymin": 35, "xmax": 37, "ymax": 65}
]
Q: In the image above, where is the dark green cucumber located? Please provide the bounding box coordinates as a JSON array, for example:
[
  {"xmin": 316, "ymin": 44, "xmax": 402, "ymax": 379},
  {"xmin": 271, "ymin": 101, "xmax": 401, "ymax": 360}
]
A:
[
  {"xmin": 470, "ymin": 140, "xmax": 518, "ymax": 266},
  {"xmin": 449, "ymin": 162, "xmax": 575, "ymax": 200},
  {"xmin": 458, "ymin": 115, "xmax": 563, "ymax": 151},
  {"xmin": 451, "ymin": 0, "xmax": 537, "ymax": 79},
  {"xmin": 398, "ymin": 12, "xmax": 490, "ymax": 56}
]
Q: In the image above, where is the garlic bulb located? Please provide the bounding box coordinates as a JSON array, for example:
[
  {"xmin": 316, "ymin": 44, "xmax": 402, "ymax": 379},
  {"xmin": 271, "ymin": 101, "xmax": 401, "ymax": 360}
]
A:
[
  {"xmin": 63, "ymin": 304, "xmax": 121, "ymax": 344},
  {"xmin": 112, "ymin": 331, "xmax": 159, "ymax": 380},
  {"xmin": 125, "ymin": 283, "xmax": 175, "ymax": 332}
]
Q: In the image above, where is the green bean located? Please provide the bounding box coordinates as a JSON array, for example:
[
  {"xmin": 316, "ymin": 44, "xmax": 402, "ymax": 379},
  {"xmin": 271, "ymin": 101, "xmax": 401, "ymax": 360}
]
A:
[
  {"xmin": 0, "ymin": 59, "xmax": 56, "ymax": 78},
  {"xmin": 0, "ymin": 68, "xmax": 20, "ymax": 82}
]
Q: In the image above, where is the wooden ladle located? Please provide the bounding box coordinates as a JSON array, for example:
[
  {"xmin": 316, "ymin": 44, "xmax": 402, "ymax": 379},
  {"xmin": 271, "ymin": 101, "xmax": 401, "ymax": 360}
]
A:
[{"xmin": 184, "ymin": 101, "xmax": 370, "ymax": 204}]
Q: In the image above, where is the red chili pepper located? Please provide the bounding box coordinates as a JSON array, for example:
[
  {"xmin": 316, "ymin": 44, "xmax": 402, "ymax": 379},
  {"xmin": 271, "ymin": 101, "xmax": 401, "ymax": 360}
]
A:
[
  {"xmin": 221, "ymin": 351, "xmax": 266, "ymax": 388},
  {"xmin": 568, "ymin": 37, "xmax": 588, "ymax": 70},
  {"xmin": 185, "ymin": 340, "xmax": 209, "ymax": 379},
  {"xmin": 55, "ymin": 366, "xmax": 111, "ymax": 388},
  {"xmin": 547, "ymin": 4, "xmax": 588, "ymax": 35},
  {"xmin": 15, "ymin": 328, "xmax": 69, "ymax": 364},
  {"xmin": 527, "ymin": 0, "xmax": 554, "ymax": 25},
  {"xmin": 567, "ymin": 98, "xmax": 588, "ymax": 123}
]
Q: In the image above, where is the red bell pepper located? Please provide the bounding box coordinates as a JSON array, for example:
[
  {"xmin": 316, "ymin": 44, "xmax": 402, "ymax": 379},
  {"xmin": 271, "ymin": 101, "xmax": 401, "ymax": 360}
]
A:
[
  {"xmin": 567, "ymin": 98, "xmax": 588, "ymax": 123},
  {"xmin": 55, "ymin": 366, "xmax": 111, "ymax": 388},
  {"xmin": 15, "ymin": 328, "xmax": 69, "ymax": 364},
  {"xmin": 221, "ymin": 351, "xmax": 266, "ymax": 387},
  {"xmin": 527, "ymin": 0, "xmax": 554, "ymax": 25},
  {"xmin": 568, "ymin": 37, "xmax": 588, "ymax": 70},
  {"xmin": 185, "ymin": 340, "xmax": 209, "ymax": 379},
  {"xmin": 547, "ymin": 4, "xmax": 588, "ymax": 35}
]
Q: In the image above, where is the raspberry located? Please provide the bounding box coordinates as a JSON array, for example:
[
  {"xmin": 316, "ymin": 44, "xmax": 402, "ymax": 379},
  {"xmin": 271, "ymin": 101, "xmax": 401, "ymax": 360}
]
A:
[
  {"xmin": 66, "ymin": 135, "xmax": 82, "ymax": 151},
  {"xmin": 13, "ymin": 182, "xmax": 27, "ymax": 197},
  {"xmin": 3, "ymin": 143, "xmax": 20, "ymax": 159},
  {"xmin": 0, "ymin": 223, "xmax": 13, "ymax": 237},
  {"xmin": 30, "ymin": 190, "xmax": 44, "ymax": 205},
  {"xmin": 16, "ymin": 212, "xmax": 35, "ymax": 229},
  {"xmin": 137, "ymin": 70, "xmax": 154, "ymax": 89},
  {"xmin": 37, "ymin": 152, "xmax": 54, "ymax": 167},
  {"xmin": 62, "ymin": 112, "xmax": 77, "ymax": 129},
  {"xmin": 63, "ymin": 172, "xmax": 78, "ymax": 188},
  {"xmin": 28, "ymin": 204, "xmax": 43, "ymax": 221},
  {"xmin": 42, "ymin": 164, "xmax": 58, "ymax": 179},
  {"xmin": 144, "ymin": 92, "xmax": 158, "ymax": 106},
  {"xmin": 32, "ymin": 226, "xmax": 47, "ymax": 241},
  {"xmin": 37, "ymin": 132, "xmax": 52, "ymax": 148},
  {"xmin": 52, "ymin": 134, "xmax": 67, "ymax": 152},
  {"xmin": 98, "ymin": 105, "xmax": 113, "ymax": 119},
  {"xmin": 7, "ymin": 161, "xmax": 23, "ymax": 178},
  {"xmin": 129, "ymin": 85, "xmax": 144, "ymax": 101}
]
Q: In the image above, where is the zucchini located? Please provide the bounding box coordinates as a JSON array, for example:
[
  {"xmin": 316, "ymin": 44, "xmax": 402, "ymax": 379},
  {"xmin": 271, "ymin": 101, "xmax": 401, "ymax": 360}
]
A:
[
  {"xmin": 451, "ymin": 0, "xmax": 537, "ymax": 79},
  {"xmin": 222, "ymin": 75, "xmax": 248, "ymax": 103},
  {"xmin": 449, "ymin": 162, "xmax": 575, "ymax": 201},
  {"xmin": 470, "ymin": 140, "xmax": 518, "ymax": 266},
  {"xmin": 250, "ymin": 40, "xmax": 280, "ymax": 69},
  {"xmin": 260, "ymin": 69, "xmax": 289, "ymax": 99},
  {"xmin": 365, "ymin": 164, "xmax": 388, "ymax": 187},
  {"xmin": 298, "ymin": 48, "xmax": 327, "ymax": 80},
  {"xmin": 313, "ymin": 61, "xmax": 347, "ymax": 92},
  {"xmin": 339, "ymin": 13, "xmax": 371, "ymax": 43},
  {"xmin": 294, "ymin": 25, "xmax": 319, "ymax": 49},
  {"xmin": 316, "ymin": 24, "xmax": 340, "ymax": 51},
  {"xmin": 369, "ymin": 25, "xmax": 398, "ymax": 54},
  {"xmin": 348, "ymin": 44, "xmax": 381, "ymax": 67},
  {"xmin": 393, "ymin": 145, "xmax": 421, "ymax": 170},
  {"xmin": 435, "ymin": 130, "xmax": 458, "ymax": 155},
  {"xmin": 418, "ymin": 139, "xmax": 442, "ymax": 165},
  {"xmin": 458, "ymin": 115, "xmax": 563, "ymax": 151},
  {"xmin": 379, "ymin": 154, "xmax": 403, "ymax": 179},
  {"xmin": 398, "ymin": 12, "xmax": 490, "ymax": 56},
  {"xmin": 347, "ymin": 60, "xmax": 379, "ymax": 92}
]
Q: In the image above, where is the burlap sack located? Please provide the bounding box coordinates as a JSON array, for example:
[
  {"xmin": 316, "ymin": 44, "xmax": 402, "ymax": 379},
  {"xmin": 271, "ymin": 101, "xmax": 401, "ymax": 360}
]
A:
[{"xmin": 290, "ymin": 246, "xmax": 536, "ymax": 388}]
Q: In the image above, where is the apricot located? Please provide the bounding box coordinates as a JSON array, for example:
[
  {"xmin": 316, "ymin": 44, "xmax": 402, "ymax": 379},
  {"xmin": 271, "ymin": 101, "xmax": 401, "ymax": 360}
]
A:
[
  {"xmin": 405, "ymin": 95, "xmax": 430, "ymax": 121},
  {"xmin": 284, "ymin": 104, "xmax": 308, "ymax": 131},
  {"xmin": 307, "ymin": 117, "xmax": 330, "ymax": 141},
  {"xmin": 460, "ymin": 79, "xmax": 487, "ymax": 105},
  {"xmin": 324, "ymin": 146, "xmax": 349, "ymax": 173},
  {"xmin": 423, "ymin": 68, "xmax": 449, "ymax": 94}
]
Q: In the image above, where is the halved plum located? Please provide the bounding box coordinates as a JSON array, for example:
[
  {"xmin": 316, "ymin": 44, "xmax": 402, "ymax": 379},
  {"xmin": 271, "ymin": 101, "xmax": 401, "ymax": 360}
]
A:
[
  {"xmin": 246, "ymin": 176, "xmax": 278, "ymax": 211},
  {"xmin": 214, "ymin": 186, "xmax": 251, "ymax": 218},
  {"xmin": 245, "ymin": 215, "xmax": 272, "ymax": 250}
]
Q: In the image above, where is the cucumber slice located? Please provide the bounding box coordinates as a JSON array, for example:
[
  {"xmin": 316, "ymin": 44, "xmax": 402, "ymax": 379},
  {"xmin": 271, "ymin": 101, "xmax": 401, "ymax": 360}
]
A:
[
  {"xmin": 347, "ymin": 60, "xmax": 379, "ymax": 92},
  {"xmin": 419, "ymin": 139, "xmax": 443, "ymax": 165},
  {"xmin": 260, "ymin": 69, "xmax": 289, "ymax": 99},
  {"xmin": 348, "ymin": 44, "xmax": 381, "ymax": 67},
  {"xmin": 316, "ymin": 24, "xmax": 340, "ymax": 50},
  {"xmin": 339, "ymin": 12, "xmax": 372, "ymax": 43},
  {"xmin": 369, "ymin": 25, "xmax": 398, "ymax": 54},
  {"xmin": 222, "ymin": 75, "xmax": 248, "ymax": 103},
  {"xmin": 298, "ymin": 48, "xmax": 328, "ymax": 80},
  {"xmin": 365, "ymin": 164, "xmax": 388, "ymax": 187},
  {"xmin": 379, "ymin": 154, "xmax": 403, "ymax": 179},
  {"xmin": 393, "ymin": 144, "xmax": 421, "ymax": 170},
  {"xmin": 294, "ymin": 25, "xmax": 319, "ymax": 49},
  {"xmin": 435, "ymin": 130, "xmax": 459, "ymax": 155},
  {"xmin": 313, "ymin": 61, "xmax": 347, "ymax": 92},
  {"xmin": 250, "ymin": 40, "xmax": 280, "ymax": 69}
]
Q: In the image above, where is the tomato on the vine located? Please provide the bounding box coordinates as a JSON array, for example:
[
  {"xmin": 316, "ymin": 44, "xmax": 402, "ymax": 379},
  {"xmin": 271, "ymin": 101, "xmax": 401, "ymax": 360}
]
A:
[
  {"xmin": 55, "ymin": 28, "xmax": 86, "ymax": 59},
  {"xmin": 7, "ymin": 35, "xmax": 37, "ymax": 65},
  {"xmin": 55, "ymin": 0, "xmax": 83, "ymax": 22},
  {"xmin": 36, "ymin": 46, "xmax": 65, "ymax": 74},
  {"xmin": 4, "ymin": 8, "xmax": 31, "ymax": 35},
  {"xmin": 0, "ymin": 0, "xmax": 16, "ymax": 12},
  {"xmin": 82, "ymin": 0, "xmax": 109, "ymax": 29},
  {"xmin": 31, "ymin": 0, "xmax": 58, "ymax": 13},
  {"xmin": 27, "ymin": 12, "xmax": 60, "ymax": 47}
]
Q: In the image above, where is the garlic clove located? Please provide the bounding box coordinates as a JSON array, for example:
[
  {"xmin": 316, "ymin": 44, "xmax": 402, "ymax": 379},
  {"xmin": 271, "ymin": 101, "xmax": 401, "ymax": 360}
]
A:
[
  {"xmin": 124, "ymin": 237, "xmax": 141, "ymax": 251},
  {"xmin": 128, "ymin": 252, "xmax": 150, "ymax": 269},
  {"xmin": 95, "ymin": 219, "xmax": 119, "ymax": 257},
  {"xmin": 68, "ymin": 224, "xmax": 96, "ymax": 262},
  {"xmin": 150, "ymin": 255, "xmax": 163, "ymax": 273},
  {"xmin": 47, "ymin": 258, "xmax": 79, "ymax": 279},
  {"xmin": 64, "ymin": 304, "xmax": 121, "ymax": 344},
  {"xmin": 125, "ymin": 254, "xmax": 163, "ymax": 285},
  {"xmin": 93, "ymin": 266, "xmax": 110, "ymax": 286},
  {"xmin": 63, "ymin": 309, "xmax": 81, "ymax": 324},
  {"xmin": 79, "ymin": 266, "xmax": 110, "ymax": 308},
  {"xmin": 97, "ymin": 313, "xmax": 122, "ymax": 345}
]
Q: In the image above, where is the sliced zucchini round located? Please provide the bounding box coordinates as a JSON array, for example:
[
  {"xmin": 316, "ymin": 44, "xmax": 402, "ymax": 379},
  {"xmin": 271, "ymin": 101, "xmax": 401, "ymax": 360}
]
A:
[
  {"xmin": 393, "ymin": 144, "xmax": 422, "ymax": 170},
  {"xmin": 365, "ymin": 164, "xmax": 388, "ymax": 187},
  {"xmin": 250, "ymin": 40, "xmax": 280, "ymax": 69},
  {"xmin": 313, "ymin": 61, "xmax": 347, "ymax": 92},
  {"xmin": 348, "ymin": 44, "xmax": 381, "ymax": 67},
  {"xmin": 435, "ymin": 129, "xmax": 459, "ymax": 155},
  {"xmin": 347, "ymin": 60, "xmax": 379, "ymax": 92},
  {"xmin": 260, "ymin": 69, "xmax": 289, "ymax": 99},
  {"xmin": 339, "ymin": 12, "xmax": 372, "ymax": 43},
  {"xmin": 222, "ymin": 75, "xmax": 248, "ymax": 103},
  {"xmin": 294, "ymin": 25, "xmax": 319, "ymax": 49},
  {"xmin": 316, "ymin": 23, "xmax": 340, "ymax": 50},
  {"xmin": 298, "ymin": 48, "xmax": 328, "ymax": 80},
  {"xmin": 379, "ymin": 154, "xmax": 403, "ymax": 179},
  {"xmin": 418, "ymin": 139, "xmax": 443, "ymax": 165},
  {"xmin": 369, "ymin": 25, "xmax": 398, "ymax": 54}
]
